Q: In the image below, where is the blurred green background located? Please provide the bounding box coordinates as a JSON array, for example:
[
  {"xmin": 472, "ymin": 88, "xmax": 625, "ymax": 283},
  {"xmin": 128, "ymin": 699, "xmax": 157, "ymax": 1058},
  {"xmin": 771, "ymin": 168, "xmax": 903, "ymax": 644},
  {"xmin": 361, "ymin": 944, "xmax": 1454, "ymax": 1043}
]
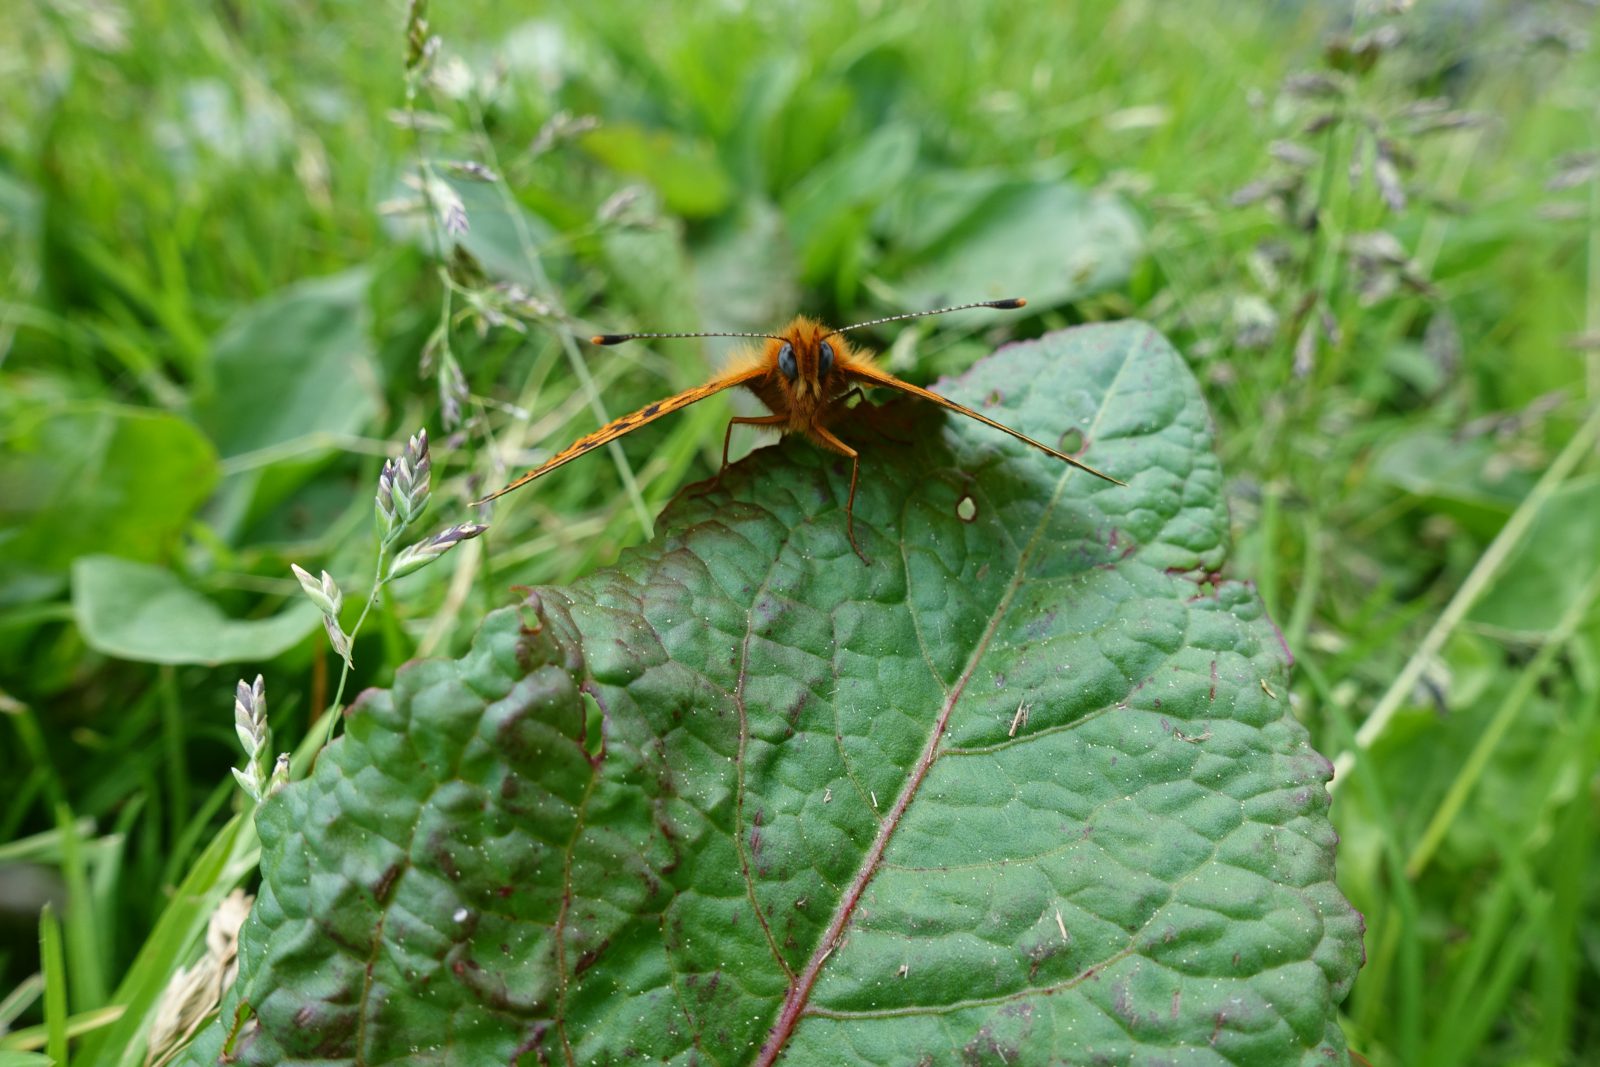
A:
[{"xmin": 3, "ymin": 0, "xmax": 1599, "ymax": 1064}]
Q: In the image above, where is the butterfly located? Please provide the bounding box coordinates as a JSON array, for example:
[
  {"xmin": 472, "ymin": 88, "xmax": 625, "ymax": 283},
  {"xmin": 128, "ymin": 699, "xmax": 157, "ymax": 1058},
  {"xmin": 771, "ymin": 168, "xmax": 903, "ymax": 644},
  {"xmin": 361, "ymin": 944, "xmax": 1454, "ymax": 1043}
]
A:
[{"xmin": 474, "ymin": 298, "xmax": 1124, "ymax": 562}]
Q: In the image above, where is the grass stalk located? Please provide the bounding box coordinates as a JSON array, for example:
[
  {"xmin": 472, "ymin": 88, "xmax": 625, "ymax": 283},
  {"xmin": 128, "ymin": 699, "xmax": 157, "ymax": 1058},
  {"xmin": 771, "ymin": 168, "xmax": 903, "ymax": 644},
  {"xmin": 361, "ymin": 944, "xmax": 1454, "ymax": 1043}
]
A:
[{"xmin": 1334, "ymin": 400, "xmax": 1600, "ymax": 786}]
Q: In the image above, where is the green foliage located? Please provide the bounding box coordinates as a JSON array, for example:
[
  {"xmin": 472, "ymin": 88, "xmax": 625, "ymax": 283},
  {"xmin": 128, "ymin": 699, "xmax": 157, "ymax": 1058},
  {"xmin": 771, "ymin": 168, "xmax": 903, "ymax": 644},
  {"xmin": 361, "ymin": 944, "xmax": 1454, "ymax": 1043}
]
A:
[
  {"xmin": 71, "ymin": 558, "xmax": 320, "ymax": 666},
  {"xmin": 889, "ymin": 176, "xmax": 1143, "ymax": 313},
  {"xmin": 580, "ymin": 124, "xmax": 735, "ymax": 218},
  {"xmin": 1468, "ymin": 476, "xmax": 1600, "ymax": 636},
  {"xmin": 0, "ymin": 404, "xmax": 219, "ymax": 603},
  {"xmin": 195, "ymin": 270, "xmax": 379, "ymax": 462},
  {"xmin": 0, "ymin": 1053, "xmax": 53, "ymax": 1067},
  {"xmin": 3, "ymin": 1, "xmax": 1599, "ymax": 1065},
  {"xmin": 183, "ymin": 327, "xmax": 1360, "ymax": 1064}
]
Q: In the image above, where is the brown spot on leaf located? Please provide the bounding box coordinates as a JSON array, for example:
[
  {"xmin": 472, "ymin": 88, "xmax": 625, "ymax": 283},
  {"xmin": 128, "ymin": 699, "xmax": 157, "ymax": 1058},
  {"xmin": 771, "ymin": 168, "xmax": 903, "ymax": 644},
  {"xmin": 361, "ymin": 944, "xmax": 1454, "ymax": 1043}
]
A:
[
  {"xmin": 574, "ymin": 938, "xmax": 611, "ymax": 977},
  {"xmin": 373, "ymin": 861, "xmax": 404, "ymax": 902}
]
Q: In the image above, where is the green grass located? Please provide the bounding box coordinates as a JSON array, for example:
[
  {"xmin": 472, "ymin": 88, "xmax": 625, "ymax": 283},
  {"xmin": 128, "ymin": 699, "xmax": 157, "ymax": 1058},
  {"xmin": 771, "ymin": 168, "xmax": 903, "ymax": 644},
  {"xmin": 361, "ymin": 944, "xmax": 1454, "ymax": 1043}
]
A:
[{"xmin": 2, "ymin": 0, "xmax": 1598, "ymax": 1064}]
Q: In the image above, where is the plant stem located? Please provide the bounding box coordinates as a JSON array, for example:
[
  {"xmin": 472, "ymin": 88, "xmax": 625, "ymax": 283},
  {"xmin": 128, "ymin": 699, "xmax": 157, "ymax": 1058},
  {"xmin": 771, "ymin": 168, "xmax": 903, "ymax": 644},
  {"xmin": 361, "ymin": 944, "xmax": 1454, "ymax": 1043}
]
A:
[
  {"xmin": 305, "ymin": 542, "xmax": 388, "ymax": 770},
  {"xmin": 463, "ymin": 94, "xmax": 654, "ymax": 538},
  {"xmin": 1404, "ymin": 565, "xmax": 1600, "ymax": 879},
  {"xmin": 1332, "ymin": 400, "xmax": 1600, "ymax": 787}
]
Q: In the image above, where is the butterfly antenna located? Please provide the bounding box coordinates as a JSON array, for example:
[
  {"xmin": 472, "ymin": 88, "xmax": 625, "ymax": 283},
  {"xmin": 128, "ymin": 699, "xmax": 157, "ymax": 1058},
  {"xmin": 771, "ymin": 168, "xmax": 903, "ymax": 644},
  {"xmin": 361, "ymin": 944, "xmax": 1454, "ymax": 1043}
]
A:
[
  {"xmin": 827, "ymin": 297, "xmax": 1027, "ymax": 337},
  {"xmin": 592, "ymin": 330, "xmax": 786, "ymax": 346}
]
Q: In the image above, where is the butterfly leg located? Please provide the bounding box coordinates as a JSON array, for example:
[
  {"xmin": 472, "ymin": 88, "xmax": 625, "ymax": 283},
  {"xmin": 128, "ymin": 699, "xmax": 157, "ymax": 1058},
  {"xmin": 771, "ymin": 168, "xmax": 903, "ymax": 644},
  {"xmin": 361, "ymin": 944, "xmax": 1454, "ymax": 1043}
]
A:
[
  {"xmin": 698, "ymin": 414, "xmax": 789, "ymax": 496},
  {"xmin": 813, "ymin": 426, "xmax": 870, "ymax": 566}
]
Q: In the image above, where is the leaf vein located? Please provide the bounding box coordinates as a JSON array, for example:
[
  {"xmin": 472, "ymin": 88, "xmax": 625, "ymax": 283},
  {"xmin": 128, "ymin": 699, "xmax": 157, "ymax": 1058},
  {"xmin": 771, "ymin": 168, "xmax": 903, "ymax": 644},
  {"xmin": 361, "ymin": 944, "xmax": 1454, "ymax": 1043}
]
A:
[
  {"xmin": 733, "ymin": 533, "xmax": 801, "ymax": 982},
  {"xmin": 754, "ymin": 342, "xmax": 1142, "ymax": 1063}
]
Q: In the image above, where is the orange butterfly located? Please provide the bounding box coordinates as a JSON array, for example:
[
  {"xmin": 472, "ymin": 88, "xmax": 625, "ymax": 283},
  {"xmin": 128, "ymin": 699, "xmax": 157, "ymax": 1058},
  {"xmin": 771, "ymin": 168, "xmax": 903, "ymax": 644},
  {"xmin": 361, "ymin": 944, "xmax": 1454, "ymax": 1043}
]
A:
[{"xmin": 474, "ymin": 298, "xmax": 1123, "ymax": 562}]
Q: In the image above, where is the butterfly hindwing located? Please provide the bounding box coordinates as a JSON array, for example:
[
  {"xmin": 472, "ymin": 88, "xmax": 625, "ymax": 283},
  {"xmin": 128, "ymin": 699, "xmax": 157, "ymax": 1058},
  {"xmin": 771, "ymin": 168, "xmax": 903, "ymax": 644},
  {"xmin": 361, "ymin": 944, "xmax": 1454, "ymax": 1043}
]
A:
[
  {"xmin": 840, "ymin": 359, "xmax": 1123, "ymax": 484},
  {"xmin": 474, "ymin": 365, "xmax": 768, "ymax": 504}
]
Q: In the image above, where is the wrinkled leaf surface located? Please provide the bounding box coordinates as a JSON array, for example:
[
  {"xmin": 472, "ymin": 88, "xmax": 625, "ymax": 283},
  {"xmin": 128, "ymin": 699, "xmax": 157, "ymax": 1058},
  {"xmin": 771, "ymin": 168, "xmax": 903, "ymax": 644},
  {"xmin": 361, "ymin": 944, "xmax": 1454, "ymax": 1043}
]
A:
[{"xmin": 186, "ymin": 322, "xmax": 1361, "ymax": 1066}]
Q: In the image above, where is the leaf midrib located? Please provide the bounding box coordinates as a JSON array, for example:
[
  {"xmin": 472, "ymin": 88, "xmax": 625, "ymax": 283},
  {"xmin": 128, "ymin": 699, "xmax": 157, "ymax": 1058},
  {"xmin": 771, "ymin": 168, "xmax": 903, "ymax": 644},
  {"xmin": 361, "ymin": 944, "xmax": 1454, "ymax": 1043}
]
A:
[{"xmin": 754, "ymin": 344, "xmax": 1138, "ymax": 1064}]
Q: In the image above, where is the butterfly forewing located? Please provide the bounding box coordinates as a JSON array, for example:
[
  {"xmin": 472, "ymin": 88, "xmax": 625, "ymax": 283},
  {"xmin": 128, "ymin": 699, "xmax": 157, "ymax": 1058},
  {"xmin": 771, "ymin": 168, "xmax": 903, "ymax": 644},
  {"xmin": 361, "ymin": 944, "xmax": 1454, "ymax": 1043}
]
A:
[
  {"xmin": 470, "ymin": 297, "xmax": 1112, "ymax": 561},
  {"xmin": 839, "ymin": 359, "xmax": 1123, "ymax": 485},
  {"xmin": 474, "ymin": 365, "xmax": 768, "ymax": 505}
]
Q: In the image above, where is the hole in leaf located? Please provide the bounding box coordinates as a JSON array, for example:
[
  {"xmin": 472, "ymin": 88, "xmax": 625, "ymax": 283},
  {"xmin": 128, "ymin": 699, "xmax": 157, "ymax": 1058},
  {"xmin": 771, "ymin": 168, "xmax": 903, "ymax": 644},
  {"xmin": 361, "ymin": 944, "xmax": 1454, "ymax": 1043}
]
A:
[
  {"xmin": 956, "ymin": 495, "xmax": 978, "ymax": 522},
  {"xmin": 1058, "ymin": 427, "xmax": 1085, "ymax": 454}
]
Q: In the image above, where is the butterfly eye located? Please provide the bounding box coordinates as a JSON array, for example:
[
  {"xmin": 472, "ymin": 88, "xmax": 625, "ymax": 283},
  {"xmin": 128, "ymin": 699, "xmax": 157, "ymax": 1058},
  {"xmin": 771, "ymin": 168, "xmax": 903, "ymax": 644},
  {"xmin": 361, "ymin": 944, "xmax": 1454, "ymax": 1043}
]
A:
[
  {"xmin": 818, "ymin": 340, "xmax": 835, "ymax": 378},
  {"xmin": 777, "ymin": 341, "xmax": 798, "ymax": 381}
]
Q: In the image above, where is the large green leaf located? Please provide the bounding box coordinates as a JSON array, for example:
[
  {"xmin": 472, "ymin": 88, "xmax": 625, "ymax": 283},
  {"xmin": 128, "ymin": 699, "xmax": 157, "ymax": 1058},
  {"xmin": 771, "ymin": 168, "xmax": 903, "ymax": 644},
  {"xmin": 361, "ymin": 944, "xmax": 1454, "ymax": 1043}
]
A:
[
  {"xmin": 0, "ymin": 402, "xmax": 219, "ymax": 604},
  {"xmin": 190, "ymin": 268, "xmax": 383, "ymax": 542},
  {"xmin": 1467, "ymin": 475, "xmax": 1600, "ymax": 636},
  {"xmin": 1371, "ymin": 426, "xmax": 1534, "ymax": 537},
  {"xmin": 888, "ymin": 174, "xmax": 1144, "ymax": 313},
  {"xmin": 194, "ymin": 269, "xmax": 379, "ymax": 460},
  {"xmin": 71, "ymin": 556, "xmax": 319, "ymax": 666},
  {"xmin": 184, "ymin": 322, "xmax": 1361, "ymax": 1065}
]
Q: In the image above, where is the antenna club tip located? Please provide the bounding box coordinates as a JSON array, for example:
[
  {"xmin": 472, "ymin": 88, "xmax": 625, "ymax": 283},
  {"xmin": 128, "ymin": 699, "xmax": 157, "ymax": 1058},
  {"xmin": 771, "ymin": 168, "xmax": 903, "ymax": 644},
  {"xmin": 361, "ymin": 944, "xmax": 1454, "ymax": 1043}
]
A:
[
  {"xmin": 592, "ymin": 334, "xmax": 626, "ymax": 346},
  {"xmin": 996, "ymin": 297, "xmax": 1026, "ymax": 309}
]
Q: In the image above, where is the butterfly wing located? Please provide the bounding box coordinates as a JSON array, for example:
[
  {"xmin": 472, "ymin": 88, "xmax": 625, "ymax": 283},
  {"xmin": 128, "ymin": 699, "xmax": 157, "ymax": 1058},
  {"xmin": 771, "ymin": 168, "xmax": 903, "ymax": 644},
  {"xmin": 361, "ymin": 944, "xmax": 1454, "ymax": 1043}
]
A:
[
  {"xmin": 474, "ymin": 365, "xmax": 768, "ymax": 505},
  {"xmin": 841, "ymin": 360, "xmax": 1124, "ymax": 485}
]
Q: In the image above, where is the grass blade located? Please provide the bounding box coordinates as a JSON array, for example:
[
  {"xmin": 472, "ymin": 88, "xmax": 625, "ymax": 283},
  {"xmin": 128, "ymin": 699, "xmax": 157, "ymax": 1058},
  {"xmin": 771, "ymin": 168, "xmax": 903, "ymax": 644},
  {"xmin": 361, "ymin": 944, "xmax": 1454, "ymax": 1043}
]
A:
[
  {"xmin": 1335, "ymin": 400, "xmax": 1600, "ymax": 786},
  {"xmin": 1404, "ymin": 565, "xmax": 1600, "ymax": 878},
  {"xmin": 39, "ymin": 905, "xmax": 67, "ymax": 1067},
  {"xmin": 68, "ymin": 815, "xmax": 257, "ymax": 1067}
]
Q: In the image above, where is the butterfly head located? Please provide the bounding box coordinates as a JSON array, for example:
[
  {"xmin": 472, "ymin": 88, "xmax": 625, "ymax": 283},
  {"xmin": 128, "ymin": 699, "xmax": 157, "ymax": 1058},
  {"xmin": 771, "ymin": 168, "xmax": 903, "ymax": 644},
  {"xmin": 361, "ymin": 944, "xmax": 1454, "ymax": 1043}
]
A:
[{"xmin": 767, "ymin": 316, "xmax": 852, "ymax": 413}]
